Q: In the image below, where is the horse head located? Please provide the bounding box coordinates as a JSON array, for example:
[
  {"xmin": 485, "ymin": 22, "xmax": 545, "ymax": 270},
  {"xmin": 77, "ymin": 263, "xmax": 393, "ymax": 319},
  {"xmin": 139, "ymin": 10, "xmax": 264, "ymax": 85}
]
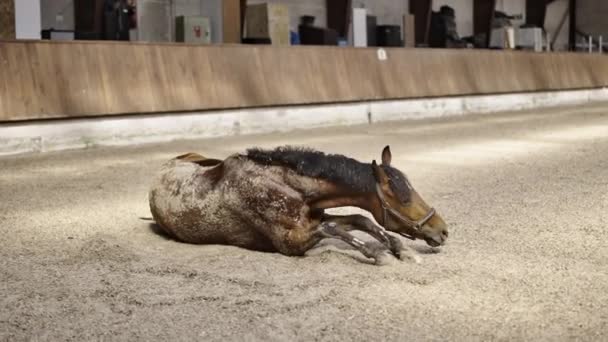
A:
[{"xmin": 371, "ymin": 146, "xmax": 448, "ymax": 247}]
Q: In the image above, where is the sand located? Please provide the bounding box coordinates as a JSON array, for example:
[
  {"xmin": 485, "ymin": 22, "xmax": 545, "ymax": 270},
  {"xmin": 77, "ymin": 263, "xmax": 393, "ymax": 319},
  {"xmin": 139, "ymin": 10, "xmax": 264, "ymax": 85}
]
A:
[{"xmin": 1, "ymin": 104, "xmax": 607, "ymax": 341}]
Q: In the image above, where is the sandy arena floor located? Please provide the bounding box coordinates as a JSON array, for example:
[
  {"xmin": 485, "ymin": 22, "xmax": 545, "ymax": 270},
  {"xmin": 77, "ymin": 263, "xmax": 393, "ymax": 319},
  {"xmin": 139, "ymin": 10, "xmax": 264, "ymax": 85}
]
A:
[{"xmin": 1, "ymin": 104, "xmax": 607, "ymax": 341}]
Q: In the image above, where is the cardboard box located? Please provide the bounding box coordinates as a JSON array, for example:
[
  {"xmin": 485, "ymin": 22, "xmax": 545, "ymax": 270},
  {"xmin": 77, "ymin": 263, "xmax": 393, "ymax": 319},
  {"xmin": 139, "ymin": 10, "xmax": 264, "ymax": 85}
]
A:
[
  {"xmin": 222, "ymin": 0, "xmax": 241, "ymax": 43},
  {"xmin": 403, "ymin": 14, "xmax": 415, "ymax": 47},
  {"xmin": 245, "ymin": 3, "xmax": 290, "ymax": 45}
]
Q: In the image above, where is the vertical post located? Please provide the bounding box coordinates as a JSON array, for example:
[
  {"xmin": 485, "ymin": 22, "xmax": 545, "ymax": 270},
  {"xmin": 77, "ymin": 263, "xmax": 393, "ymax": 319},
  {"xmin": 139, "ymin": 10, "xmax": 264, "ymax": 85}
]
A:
[
  {"xmin": 327, "ymin": 0, "xmax": 352, "ymax": 39},
  {"xmin": 599, "ymin": 36, "xmax": 603, "ymax": 53},
  {"xmin": 568, "ymin": 0, "xmax": 577, "ymax": 51},
  {"xmin": 474, "ymin": 0, "xmax": 497, "ymax": 48},
  {"xmin": 526, "ymin": 0, "xmax": 549, "ymax": 28},
  {"xmin": 409, "ymin": 0, "xmax": 433, "ymax": 46},
  {"xmin": 0, "ymin": 0, "xmax": 16, "ymax": 40},
  {"xmin": 240, "ymin": 0, "xmax": 247, "ymax": 39},
  {"xmin": 588, "ymin": 36, "xmax": 593, "ymax": 53},
  {"xmin": 74, "ymin": 0, "xmax": 104, "ymax": 40}
]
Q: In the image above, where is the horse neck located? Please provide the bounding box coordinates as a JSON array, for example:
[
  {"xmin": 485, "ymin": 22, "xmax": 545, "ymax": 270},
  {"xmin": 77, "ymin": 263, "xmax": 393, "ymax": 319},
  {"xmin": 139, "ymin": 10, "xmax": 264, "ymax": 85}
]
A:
[
  {"xmin": 309, "ymin": 180, "xmax": 382, "ymax": 215},
  {"xmin": 278, "ymin": 165, "xmax": 382, "ymax": 216}
]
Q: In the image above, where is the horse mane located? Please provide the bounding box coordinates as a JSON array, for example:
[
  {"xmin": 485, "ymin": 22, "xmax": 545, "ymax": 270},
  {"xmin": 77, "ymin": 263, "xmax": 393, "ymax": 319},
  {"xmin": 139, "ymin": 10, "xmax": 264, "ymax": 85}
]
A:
[{"xmin": 246, "ymin": 146, "xmax": 411, "ymax": 201}]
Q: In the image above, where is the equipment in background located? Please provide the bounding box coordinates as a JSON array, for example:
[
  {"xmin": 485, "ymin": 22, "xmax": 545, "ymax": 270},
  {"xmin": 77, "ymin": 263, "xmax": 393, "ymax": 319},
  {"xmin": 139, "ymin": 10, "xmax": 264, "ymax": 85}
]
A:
[
  {"xmin": 376, "ymin": 25, "xmax": 402, "ymax": 47},
  {"xmin": 366, "ymin": 16, "xmax": 377, "ymax": 47},
  {"xmin": 41, "ymin": 29, "xmax": 75, "ymax": 41},
  {"xmin": 245, "ymin": 3, "xmax": 290, "ymax": 46},
  {"xmin": 298, "ymin": 16, "xmax": 338, "ymax": 46},
  {"xmin": 429, "ymin": 5, "xmax": 467, "ymax": 48},
  {"xmin": 176, "ymin": 16, "xmax": 212, "ymax": 44},
  {"xmin": 104, "ymin": 0, "xmax": 132, "ymax": 41},
  {"xmin": 242, "ymin": 37, "xmax": 272, "ymax": 44},
  {"xmin": 488, "ymin": 11, "xmax": 543, "ymax": 51}
]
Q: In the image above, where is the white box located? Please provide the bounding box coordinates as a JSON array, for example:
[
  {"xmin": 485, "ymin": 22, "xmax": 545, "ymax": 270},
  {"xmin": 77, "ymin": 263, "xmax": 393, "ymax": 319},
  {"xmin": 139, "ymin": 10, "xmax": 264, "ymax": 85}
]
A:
[
  {"xmin": 352, "ymin": 8, "xmax": 367, "ymax": 47},
  {"xmin": 490, "ymin": 27, "xmax": 515, "ymax": 49},
  {"xmin": 490, "ymin": 27, "xmax": 543, "ymax": 52},
  {"xmin": 176, "ymin": 16, "xmax": 212, "ymax": 44},
  {"xmin": 517, "ymin": 27, "xmax": 543, "ymax": 52},
  {"xmin": 50, "ymin": 31, "xmax": 75, "ymax": 41}
]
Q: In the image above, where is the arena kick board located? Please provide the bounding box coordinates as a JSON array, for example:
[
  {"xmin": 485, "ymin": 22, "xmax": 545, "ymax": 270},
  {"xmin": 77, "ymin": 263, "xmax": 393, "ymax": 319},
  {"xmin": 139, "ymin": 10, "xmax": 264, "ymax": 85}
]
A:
[{"xmin": 1, "ymin": 40, "xmax": 608, "ymax": 122}]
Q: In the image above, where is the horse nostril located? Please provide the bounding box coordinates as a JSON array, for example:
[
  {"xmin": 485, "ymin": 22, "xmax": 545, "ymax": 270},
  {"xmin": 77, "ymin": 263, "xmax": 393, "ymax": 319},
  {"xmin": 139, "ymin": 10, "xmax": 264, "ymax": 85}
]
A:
[{"xmin": 442, "ymin": 229, "xmax": 449, "ymax": 238}]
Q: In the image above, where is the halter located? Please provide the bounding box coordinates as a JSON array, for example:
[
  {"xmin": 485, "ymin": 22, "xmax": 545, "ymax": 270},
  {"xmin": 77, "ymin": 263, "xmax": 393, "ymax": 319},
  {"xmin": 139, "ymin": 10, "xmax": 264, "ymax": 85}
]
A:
[{"xmin": 375, "ymin": 183, "xmax": 436, "ymax": 240}]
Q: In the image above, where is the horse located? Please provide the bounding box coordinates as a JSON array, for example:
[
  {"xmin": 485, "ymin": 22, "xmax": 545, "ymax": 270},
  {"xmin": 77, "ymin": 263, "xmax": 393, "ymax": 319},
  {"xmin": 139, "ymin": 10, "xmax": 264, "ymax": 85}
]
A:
[{"xmin": 148, "ymin": 146, "xmax": 448, "ymax": 265}]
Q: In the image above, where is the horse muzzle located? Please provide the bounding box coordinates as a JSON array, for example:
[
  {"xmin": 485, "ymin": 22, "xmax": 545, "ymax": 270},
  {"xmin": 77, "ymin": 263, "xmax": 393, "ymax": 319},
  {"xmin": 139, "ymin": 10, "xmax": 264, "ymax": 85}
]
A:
[{"xmin": 420, "ymin": 224, "xmax": 448, "ymax": 247}]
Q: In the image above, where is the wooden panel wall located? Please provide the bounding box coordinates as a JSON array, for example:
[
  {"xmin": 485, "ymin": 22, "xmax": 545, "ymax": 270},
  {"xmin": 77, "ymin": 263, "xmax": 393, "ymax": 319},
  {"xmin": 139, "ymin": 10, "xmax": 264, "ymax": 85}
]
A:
[
  {"xmin": 0, "ymin": 0, "xmax": 15, "ymax": 40},
  {"xmin": 2, "ymin": 40, "xmax": 608, "ymax": 122}
]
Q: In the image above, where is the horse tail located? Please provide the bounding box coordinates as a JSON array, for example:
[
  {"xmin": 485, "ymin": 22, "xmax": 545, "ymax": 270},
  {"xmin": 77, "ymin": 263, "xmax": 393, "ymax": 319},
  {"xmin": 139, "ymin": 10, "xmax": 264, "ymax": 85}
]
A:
[{"xmin": 175, "ymin": 152, "xmax": 223, "ymax": 167}]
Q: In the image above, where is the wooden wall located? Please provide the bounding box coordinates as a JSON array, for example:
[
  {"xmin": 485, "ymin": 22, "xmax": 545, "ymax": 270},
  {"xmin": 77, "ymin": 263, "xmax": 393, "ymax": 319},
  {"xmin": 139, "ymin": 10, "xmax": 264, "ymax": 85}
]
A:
[
  {"xmin": 0, "ymin": 0, "xmax": 15, "ymax": 40},
  {"xmin": 2, "ymin": 40, "xmax": 608, "ymax": 122}
]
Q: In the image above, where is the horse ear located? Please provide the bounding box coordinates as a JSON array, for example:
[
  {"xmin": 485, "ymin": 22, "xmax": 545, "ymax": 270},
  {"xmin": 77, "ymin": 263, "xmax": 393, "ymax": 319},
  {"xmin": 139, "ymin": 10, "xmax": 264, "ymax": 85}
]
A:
[
  {"xmin": 371, "ymin": 160, "xmax": 389, "ymax": 184},
  {"xmin": 381, "ymin": 146, "xmax": 392, "ymax": 166}
]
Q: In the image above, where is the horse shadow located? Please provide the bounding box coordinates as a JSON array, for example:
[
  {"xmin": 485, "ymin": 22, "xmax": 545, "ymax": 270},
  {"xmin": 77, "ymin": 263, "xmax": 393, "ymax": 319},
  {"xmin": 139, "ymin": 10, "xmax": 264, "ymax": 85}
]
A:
[{"xmin": 147, "ymin": 222, "xmax": 175, "ymax": 241}]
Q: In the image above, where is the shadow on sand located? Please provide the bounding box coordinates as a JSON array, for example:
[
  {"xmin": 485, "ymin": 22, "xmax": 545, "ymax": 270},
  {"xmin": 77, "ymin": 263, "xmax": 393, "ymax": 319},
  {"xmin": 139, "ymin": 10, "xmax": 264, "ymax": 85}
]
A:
[{"xmin": 146, "ymin": 221, "xmax": 175, "ymax": 241}]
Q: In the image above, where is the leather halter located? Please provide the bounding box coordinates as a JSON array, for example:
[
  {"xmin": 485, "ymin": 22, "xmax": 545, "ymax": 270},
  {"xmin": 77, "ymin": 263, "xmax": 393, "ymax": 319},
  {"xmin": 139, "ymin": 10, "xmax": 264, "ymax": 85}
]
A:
[{"xmin": 375, "ymin": 183, "xmax": 436, "ymax": 240}]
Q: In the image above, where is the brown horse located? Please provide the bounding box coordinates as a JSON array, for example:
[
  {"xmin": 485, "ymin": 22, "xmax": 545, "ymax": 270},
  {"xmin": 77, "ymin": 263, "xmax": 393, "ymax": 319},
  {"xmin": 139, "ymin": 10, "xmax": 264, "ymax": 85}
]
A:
[{"xmin": 149, "ymin": 146, "xmax": 448, "ymax": 265}]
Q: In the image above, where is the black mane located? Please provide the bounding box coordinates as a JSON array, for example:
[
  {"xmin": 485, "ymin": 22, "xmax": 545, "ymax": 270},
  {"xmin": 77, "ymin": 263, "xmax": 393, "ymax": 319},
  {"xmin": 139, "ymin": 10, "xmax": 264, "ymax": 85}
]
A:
[{"xmin": 245, "ymin": 146, "xmax": 411, "ymax": 201}]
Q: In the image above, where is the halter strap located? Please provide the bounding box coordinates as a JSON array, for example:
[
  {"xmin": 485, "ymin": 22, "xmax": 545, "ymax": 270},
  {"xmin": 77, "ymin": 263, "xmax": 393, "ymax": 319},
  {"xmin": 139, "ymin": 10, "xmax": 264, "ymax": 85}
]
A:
[{"xmin": 375, "ymin": 183, "xmax": 436, "ymax": 240}]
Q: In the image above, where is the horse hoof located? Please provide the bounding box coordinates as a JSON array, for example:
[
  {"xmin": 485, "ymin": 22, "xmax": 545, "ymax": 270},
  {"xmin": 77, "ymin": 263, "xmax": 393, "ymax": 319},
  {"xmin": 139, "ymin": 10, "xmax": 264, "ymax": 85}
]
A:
[
  {"xmin": 399, "ymin": 250, "xmax": 422, "ymax": 264},
  {"xmin": 374, "ymin": 251, "xmax": 396, "ymax": 266}
]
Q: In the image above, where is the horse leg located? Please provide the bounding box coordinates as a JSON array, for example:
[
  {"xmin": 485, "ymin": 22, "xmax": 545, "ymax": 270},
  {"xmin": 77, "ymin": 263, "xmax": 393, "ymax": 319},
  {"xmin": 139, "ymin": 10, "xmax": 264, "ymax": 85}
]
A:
[
  {"xmin": 249, "ymin": 219, "xmax": 393, "ymax": 265},
  {"xmin": 234, "ymin": 193, "xmax": 393, "ymax": 264},
  {"xmin": 322, "ymin": 214, "xmax": 421, "ymax": 263},
  {"xmin": 314, "ymin": 222, "xmax": 395, "ymax": 265}
]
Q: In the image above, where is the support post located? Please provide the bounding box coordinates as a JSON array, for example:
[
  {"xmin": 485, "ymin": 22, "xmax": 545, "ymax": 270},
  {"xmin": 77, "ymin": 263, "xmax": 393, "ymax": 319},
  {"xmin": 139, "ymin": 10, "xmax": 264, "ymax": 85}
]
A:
[
  {"xmin": 0, "ymin": 0, "xmax": 16, "ymax": 40},
  {"xmin": 474, "ymin": 0, "xmax": 496, "ymax": 48},
  {"xmin": 526, "ymin": 0, "xmax": 549, "ymax": 28},
  {"xmin": 409, "ymin": 0, "xmax": 433, "ymax": 46},
  {"xmin": 568, "ymin": 0, "xmax": 577, "ymax": 51},
  {"xmin": 327, "ymin": 0, "xmax": 352, "ymax": 38}
]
